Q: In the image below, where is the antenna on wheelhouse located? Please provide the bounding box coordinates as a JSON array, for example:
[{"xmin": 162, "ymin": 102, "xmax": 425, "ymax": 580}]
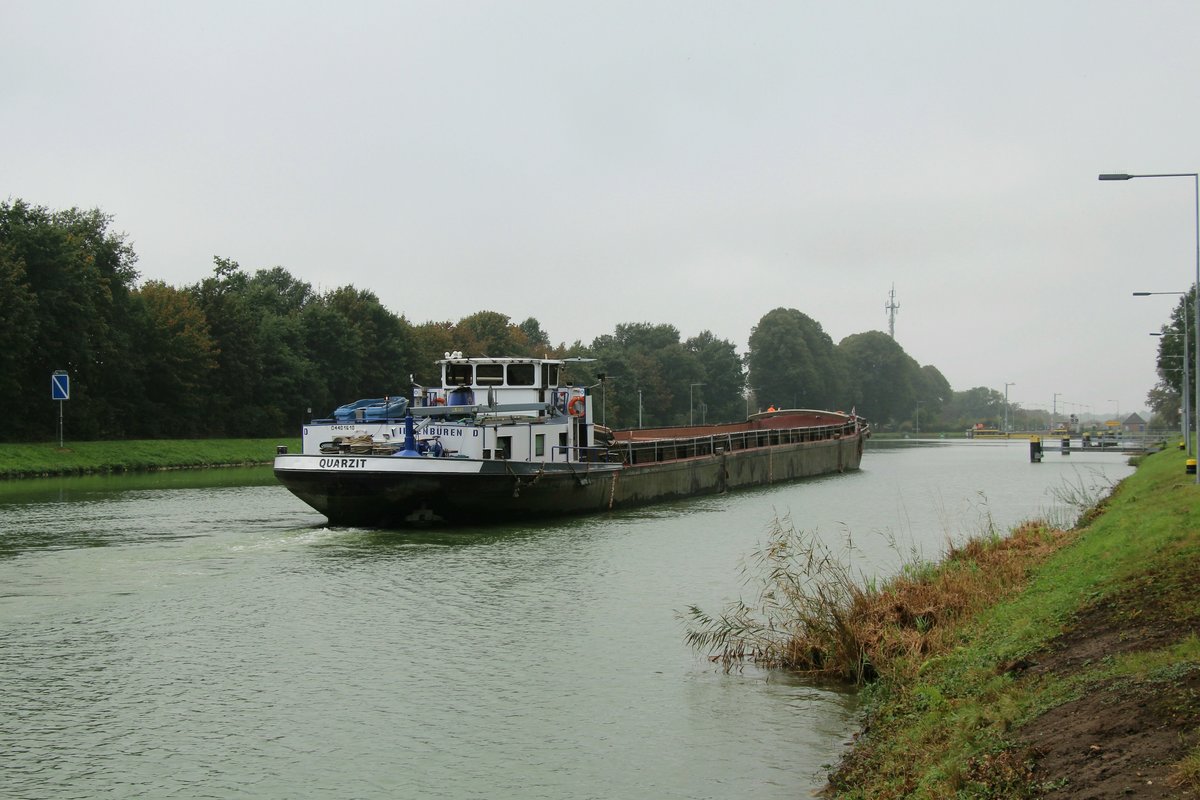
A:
[{"xmin": 885, "ymin": 284, "xmax": 899, "ymax": 338}]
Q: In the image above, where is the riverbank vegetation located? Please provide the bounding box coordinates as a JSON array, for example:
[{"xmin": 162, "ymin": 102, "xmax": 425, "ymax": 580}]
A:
[
  {"xmin": 0, "ymin": 439, "xmax": 297, "ymax": 479},
  {"xmin": 686, "ymin": 445, "xmax": 1200, "ymax": 797},
  {"xmin": 3, "ymin": 199, "xmax": 1100, "ymax": 443}
]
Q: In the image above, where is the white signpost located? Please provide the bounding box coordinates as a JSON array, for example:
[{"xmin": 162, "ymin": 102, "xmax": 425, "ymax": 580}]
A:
[{"xmin": 51, "ymin": 370, "xmax": 69, "ymax": 447}]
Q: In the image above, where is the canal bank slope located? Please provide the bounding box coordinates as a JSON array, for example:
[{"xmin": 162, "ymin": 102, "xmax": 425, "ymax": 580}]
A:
[
  {"xmin": 0, "ymin": 439, "xmax": 298, "ymax": 478},
  {"xmin": 825, "ymin": 444, "xmax": 1200, "ymax": 798}
]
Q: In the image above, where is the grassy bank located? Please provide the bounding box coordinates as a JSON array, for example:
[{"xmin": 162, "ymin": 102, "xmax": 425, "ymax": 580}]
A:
[
  {"xmin": 687, "ymin": 445, "xmax": 1200, "ymax": 797},
  {"xmin": 0, "ymin": 438, "xmax": 300, "ymax": 479}
]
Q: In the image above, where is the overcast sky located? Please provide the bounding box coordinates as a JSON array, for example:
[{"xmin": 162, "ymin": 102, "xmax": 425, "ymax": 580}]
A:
[{"xmin": 5, "ymin": 1, "xmax": 1200, "ymax": 420}]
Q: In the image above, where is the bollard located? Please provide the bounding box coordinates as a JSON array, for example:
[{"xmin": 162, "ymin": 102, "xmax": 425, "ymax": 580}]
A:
[
  {"xmin": 1188, "ymin": 458, "xmax": 1197, "ymax": 476},
  {"xmin": 1061, "ymin": 436, "xmax": 1070, "ymax": 455},
  {"xmin": 1030, "ymin": 436, "xmax": 1043, "ymax": 463},
  {"xmin": 1181, "ymin": 441, "xmax": 1187, "ymax": 451},
  {"xmin": 1082, "ymin": 432, "xmax": 1091, "ymax": 449}
]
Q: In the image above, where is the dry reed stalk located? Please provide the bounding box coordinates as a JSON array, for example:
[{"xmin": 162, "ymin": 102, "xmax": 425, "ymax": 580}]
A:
[{"xmin": 683, "ymin": 518, "xmax": 1075, "ymax": 684}]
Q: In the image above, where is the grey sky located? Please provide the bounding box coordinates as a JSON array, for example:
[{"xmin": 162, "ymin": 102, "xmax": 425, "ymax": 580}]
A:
[{"xmin": 5, "ymin": 1, "xmax": 1200, "ymax": 420}]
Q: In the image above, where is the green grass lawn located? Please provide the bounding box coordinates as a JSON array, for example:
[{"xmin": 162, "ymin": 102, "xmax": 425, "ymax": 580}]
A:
[
  {"xmin": 0, "ymin": 438, "xmax": 301, "ymax": 478},
  {"xmin": 826, "ymin": 445, "xmax": 1200, "ymax": 797}
]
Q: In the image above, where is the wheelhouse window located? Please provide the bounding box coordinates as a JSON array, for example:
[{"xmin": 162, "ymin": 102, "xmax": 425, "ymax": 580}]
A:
[
  {"xmin": 476, "ymin": 364, "xmax": 504, "ymax": 385},
  {"xmin": 507, "ymin": 363, "xmax": 535, "ymax": 386},
  {"xmin": 446, "ymin": 363, "xmax": 472, "ymax": 386},
  {"xmin": 542, "ymin": 363, "xmax": 560, "ymax": 388}
]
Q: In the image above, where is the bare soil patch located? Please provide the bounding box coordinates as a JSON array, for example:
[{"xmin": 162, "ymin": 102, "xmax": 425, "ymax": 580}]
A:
[{"xmin": 1013, "ymin": 561, "xmax": 1200, "ymax": 798}]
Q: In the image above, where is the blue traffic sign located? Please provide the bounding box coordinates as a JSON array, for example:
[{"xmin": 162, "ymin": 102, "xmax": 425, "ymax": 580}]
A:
[{"xmin": 51, "ymin": 371, "xmax": 69, "ymax": 401}]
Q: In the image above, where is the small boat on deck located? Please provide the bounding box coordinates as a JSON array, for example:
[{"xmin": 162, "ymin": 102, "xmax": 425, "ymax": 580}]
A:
[{"xmin": 273, "ymin": 353, "xmax": 869, "ymax": 527}]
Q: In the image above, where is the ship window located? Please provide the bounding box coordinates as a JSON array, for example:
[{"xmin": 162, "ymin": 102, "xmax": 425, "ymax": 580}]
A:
[
  {"xmin": 507, "ymin": 363, "xmax": 535, "ymax": 386},
  {"xmin": 535, "ymin": 434, "xmax": 545, "ymax": 457},
  {"xmin": 496, "ymin": 436, "xmax": 511, "ymax": 459},
  {"xmin": 542, "ymin": 363, "xmax": 560, "ymax": 387},
  {"xmin": 446, "ymin": 363, "xmax": 472, "ymax": 386},
  {"xmin": 476, "ymin": 364, "xmax": 504, "ymax": 385}
]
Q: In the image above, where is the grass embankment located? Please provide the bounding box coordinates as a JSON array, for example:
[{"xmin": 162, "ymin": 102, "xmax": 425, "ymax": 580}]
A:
[
  {"xmin": 0, "ymin": 438, "xmax": 300, "ymax": 479},
  {"xmin": 687, "ymin": 445, "xmax": 1200, "ymax": 798}
]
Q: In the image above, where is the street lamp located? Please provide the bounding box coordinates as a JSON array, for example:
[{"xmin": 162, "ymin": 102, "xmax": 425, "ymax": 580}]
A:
[
  {"xmin": 596, "ymin": 373, "xmax": 609, "ymax": 426},
  {"xmin": 689, "ymin": 383, "xmax": 704, "ymax": 427},
  {"xmin": 1136, "ymin": 291, "xmax": 1191, "ymax": 456},
  {"xmin": 1151, "ymin": 335, "xmax": 1191, "ymax": 455},
  {"xmin": 1101, "ymin": 171, "xmax": 1200, "ymax": 483},
  {"xmin": 1004, "ymin": 382, "xmax": 1015, "ymax": 433}
]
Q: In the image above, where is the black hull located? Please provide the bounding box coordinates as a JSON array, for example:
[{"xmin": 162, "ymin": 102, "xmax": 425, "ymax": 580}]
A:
[{"xmin": 276, "ymin": 433, "xmax": 865, "ymax": 527}]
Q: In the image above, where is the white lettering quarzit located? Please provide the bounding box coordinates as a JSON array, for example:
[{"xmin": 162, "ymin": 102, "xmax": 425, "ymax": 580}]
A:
[{"xmin": 318, "ymin": 457, "xmax": 368, "ymax": 469}]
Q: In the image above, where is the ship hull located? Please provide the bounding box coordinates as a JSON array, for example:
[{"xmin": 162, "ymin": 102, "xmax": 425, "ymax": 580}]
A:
[{"xmin": 274, "ymin": 431, "xmax": 865, "ymax": 527}]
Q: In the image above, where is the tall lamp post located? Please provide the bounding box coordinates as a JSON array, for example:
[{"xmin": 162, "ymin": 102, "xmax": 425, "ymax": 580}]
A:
[
  {"xmin": 1004, "ymin": 382, "xmax": 1015, "ymax": 433},
  {"xmin": 1151, "ymin": 336, "xmax": 1190, "ymax": 452},
  {"xmin": 689, "ymin": 383, "xmax": 704, "ymax": 426},
  {"xmin": 1100, "ymin": 171, "xmax": 1199, "ymax": 483},
  {"xmin": 1135, "ymin": 291, "xmax": 1191, "ymax": 456}
]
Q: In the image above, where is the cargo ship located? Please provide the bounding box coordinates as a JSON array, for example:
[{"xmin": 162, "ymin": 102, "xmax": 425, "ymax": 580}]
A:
[{"xmin": 273, "ymin": 353, "xmax": 868, "ymax": 527}]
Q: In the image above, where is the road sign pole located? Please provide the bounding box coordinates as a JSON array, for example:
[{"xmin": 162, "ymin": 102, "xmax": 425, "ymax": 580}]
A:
[{"xmin": 51, "ymin": 370, "xmax": 69, "ymax": 448}]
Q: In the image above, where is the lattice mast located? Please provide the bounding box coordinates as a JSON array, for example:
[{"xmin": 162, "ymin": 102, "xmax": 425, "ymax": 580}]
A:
[{"xmin": 885, "ymin": 284, "xmax": 899, "ymax": 338}]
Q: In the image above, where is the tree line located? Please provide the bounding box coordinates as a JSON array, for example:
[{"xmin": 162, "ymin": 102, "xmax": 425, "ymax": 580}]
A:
[{"xmin": 2, "ymin": 199, "xmax": 1049, "ymax": 442}]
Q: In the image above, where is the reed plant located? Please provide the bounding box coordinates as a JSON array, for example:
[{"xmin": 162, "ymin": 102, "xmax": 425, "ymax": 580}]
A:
[{"xmin": 683, "ymin": 514, "xmax": 1075, "ymax": 685}]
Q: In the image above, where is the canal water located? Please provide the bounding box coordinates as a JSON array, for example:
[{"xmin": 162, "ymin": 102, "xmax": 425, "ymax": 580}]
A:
[{"xmin": 0, "ymin": 440, "xmax": 1134, "ymax": 799}]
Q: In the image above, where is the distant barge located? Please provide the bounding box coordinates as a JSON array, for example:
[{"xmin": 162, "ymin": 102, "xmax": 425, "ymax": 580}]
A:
[{"xmin": 273, "ymin": 354, "xmax": 868, "ymax": 527}]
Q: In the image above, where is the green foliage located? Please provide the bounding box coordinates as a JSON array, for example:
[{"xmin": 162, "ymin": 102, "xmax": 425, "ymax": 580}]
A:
[
  {"xmin": 0, "ymin": 199, "xmax": 141, "ymax": 439},
  {"xmin": 580, "ymin": 322, "xmax": 744, "ymax": 427},
  {"xmin": 685, "ymin": 330, "xmax": 746, "ymax": 423},
  {"xmin": 454, "ymin": 310, "xmax": 528, "ymax": 357},
  {"xmin": 20, "ymin": 197, "xmax": 1160, "ymax": 443},
  {"xmin": 837, "ymin": 331, "xmax": 920, "ymax": 426},
  {"xmin": 129, "ymin": 281, "xmax": 218, "ymax": 435},
  {"xmin": 747, "ymin": 308, "xmax": 846, "ymax": 412},
  {"xmin": 1148, "ymin": 287, "xmax": 1196, "ymax": 424},
  {"xmin": 939, "ymin": 386, "xmax": 1009, "ymax": 432},
  {"xmin": 0, "ymin": 240, "xmax": 38, "ymax": 407}
]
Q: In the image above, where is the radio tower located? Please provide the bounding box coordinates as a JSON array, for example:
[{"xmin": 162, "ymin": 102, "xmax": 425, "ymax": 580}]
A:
[{"xmin": 885, "ymin": 284, "xmax": 899, "ymax": 338}]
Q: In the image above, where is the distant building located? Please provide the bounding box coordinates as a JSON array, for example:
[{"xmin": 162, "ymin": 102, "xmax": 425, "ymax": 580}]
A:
[{"xmin": 1122, "ymin": 413, "xmax": 1147, "ymax": 434}]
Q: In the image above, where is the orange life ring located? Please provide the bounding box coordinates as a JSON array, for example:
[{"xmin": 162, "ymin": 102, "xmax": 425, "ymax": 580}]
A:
[
  {"xmin": 435, "ymin": 397, "xmax": 446, "ymax": 405},
  {"xmin": 567, "ymin": 396, "xmax": 586, "ymax": 417}
]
